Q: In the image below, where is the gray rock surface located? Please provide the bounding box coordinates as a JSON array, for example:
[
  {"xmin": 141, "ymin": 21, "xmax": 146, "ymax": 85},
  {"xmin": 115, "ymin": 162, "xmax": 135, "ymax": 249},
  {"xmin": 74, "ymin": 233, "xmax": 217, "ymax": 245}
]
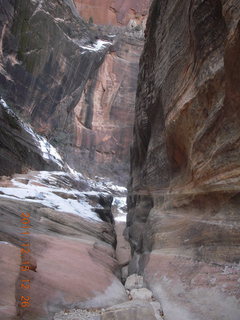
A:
[
  {"xmin": 0, "ymin": 98, "xmax": 63, "ymax": 175},
  {"xmin": 124, "ymin": 274, "xmax": 144, "ymax": 290},
  {"xmin": 130, "ymin": 288, "xmax": 152, "ymax": 301},
  {"xmin": 54, "ymin": 308, "xmax": 101, "ymax": 320},
  {"xmin": 100, "ymin": 300, "xmax": 158, "ymax": 320}
]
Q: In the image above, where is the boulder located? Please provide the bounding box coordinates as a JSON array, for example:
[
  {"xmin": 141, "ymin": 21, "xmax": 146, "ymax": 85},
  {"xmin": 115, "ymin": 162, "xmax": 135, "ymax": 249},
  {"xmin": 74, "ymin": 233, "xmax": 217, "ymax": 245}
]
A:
[
  {"xmin": 130, "ymin": 288, "xmax": 152, "ymax": 301},
  {"xmin": 100, "ymin": 300, "xmax": 158, "ymax": 320},
  {"xmin": 150, "ymin": 301, "xmax": 164, "ymax": 320},
  {"xmin": 124, "ymin": 274, "xmax": 144, "ymax": 290}
]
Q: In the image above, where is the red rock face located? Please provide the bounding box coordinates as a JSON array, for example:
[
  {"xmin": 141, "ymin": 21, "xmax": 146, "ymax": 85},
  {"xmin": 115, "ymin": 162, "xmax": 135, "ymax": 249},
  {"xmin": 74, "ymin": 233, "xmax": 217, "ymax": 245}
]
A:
[
  {"xmin": 0, "ymin": 0, "xmax": 147, "ymax": 183},
  {"xmin": 74, "ymin": 0, "xmax": 150, "ymax": 25},
  {"xmin": 0, "ymin": 243, "xmax": 20, "ymax": 320},
  {"xmin": 127, "ymin": 0, "xmax": 240, "ymax": 319},
  {"xmin": 65, "ymin": 35, "xmax": 143, "ymax": 182}
]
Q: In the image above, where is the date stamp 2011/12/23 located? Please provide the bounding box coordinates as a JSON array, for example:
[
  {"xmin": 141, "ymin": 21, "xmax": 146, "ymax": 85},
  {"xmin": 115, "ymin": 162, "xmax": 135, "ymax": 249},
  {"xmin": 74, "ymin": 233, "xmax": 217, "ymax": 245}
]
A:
[{"xmin": 19, "ymin": 212, "xmax": 31, "ymax": 308}]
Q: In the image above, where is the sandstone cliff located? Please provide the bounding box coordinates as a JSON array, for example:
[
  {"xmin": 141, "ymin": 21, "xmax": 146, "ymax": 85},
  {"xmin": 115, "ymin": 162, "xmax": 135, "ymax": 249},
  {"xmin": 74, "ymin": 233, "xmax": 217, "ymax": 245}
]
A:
[
  {"xmin": 0, "ymin": 0, "xmax": 110, "ymax": 177},
  {"xmin": 74, "ymin": 0, "xmax": 150, "ymax": 26},
  {"xmin": 127, "ymin": 1, "xmax": 240, "ymax": 319},
  {"xmin": 69, "ymin": 32, "xmax": 143, "ymax": 183},
  {"xmin": 0, "ymin": 0, "xmax": 146, "ymax": 183}
]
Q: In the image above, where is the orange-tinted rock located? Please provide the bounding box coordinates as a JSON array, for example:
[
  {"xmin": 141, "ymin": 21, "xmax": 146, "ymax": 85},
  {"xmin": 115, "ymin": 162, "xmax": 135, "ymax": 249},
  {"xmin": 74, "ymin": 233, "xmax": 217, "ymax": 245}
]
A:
[
  {"xmin": 73, "ymin": 0, "xmax": 150, "ymax": 26},
  {"xmin": 127, "ymin": 0, "xmax": 240, "ymax": 319},
  {"xmin": 65, "ymin": 34, "xmax": 143, "ymax": 183},
  {"xmin": 0, "ymin": 242, "xmax": 21, "ymax": 320},
  {"xmin": 16, "ymin": 233, "xmax": 126, "ymax": 319}
]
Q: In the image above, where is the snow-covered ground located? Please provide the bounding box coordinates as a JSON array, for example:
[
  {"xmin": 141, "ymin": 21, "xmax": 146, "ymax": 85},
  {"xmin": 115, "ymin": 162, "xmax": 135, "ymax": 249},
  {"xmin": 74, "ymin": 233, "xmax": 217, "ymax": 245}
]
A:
[
  {"xmin": 0, "ymin": 241, "xmax": 11, "ymax": 245},
  {"xmin": 0, "ymin": 98, "xmax": 127, "ymax": 223},
  {"xmin": 0, "ymin": 171, "xmax": 100, "ymax": 221},
  {"xmin": 0, "ymin": 170, "xmax": 127, "ymax": 223},
  {"xmin": 113, "ymin": 196, "xmax": 127, "ymax": 222}
]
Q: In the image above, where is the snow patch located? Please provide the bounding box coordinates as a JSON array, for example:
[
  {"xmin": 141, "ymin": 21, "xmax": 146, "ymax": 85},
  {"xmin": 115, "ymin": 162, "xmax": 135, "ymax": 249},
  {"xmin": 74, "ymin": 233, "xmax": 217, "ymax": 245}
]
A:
[
  {"xmin": 0, "ymin": 241, "xmax": 11, "ymax": 245},
  {"xmin": 91, "ymin": 176, "xmax": 127, "ymax": 195},
  {"xmin": 115, "ymin": 215, "xmax": 127, "ymax": 222},
  {"xmin": 0, "ymin": 171, "xmax": 101, "ymax": 221},
  {"xmin": 0, "ymin": 98, "xmax": 9, "ymax": 109},
  {"xmin": 0, "ymin": 98, "xmax": 64, "ymax": 169},
  {"xmin": 105, "ymin": 182, "xmax": 127, "ymax": 193},
  {"xmin": 113, "ymin": 196, "xmax": 127, "ymax": 222},
  {"xmin": 65, "ymin": 164, "xmax": 84, "ymax": 180},
  {"xmin": 80, "ymin": 40, "xmax": 111, "ymax": 53}
]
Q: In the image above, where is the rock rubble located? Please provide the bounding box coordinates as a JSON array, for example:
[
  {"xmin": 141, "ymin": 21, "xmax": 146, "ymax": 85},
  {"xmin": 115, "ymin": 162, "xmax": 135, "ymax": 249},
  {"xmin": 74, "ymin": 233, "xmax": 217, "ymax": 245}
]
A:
[
  {"xmin": 100, "ymin": 274, "xmax": 164, "ymax": 320},
  {"xmin": 54, "ymin": 274, "xmax": 164, "ymax": 320},
  {"xmin": 54, "ymin": 308, "xmax": 101, "ymax": 320}
]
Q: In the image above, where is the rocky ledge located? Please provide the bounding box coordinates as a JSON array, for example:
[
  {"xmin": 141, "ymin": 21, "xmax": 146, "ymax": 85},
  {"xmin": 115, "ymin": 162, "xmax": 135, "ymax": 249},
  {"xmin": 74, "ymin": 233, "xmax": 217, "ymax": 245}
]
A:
[{"xmin": 0, "ymin": 168, "xmax": 131, "ymax": 320}]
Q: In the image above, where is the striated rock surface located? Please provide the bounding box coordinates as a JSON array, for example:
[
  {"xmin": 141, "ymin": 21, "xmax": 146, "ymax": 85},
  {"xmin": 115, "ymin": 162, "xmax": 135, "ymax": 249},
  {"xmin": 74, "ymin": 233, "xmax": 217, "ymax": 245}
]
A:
[
  {"xmin": 0, "ymin": 0, "xmax": 147, "ymax": 183},
  {"xmin": 0, "ymin": 0, "xmax": 114, "ymax": 178},
  {"xmin": 0, "ymin": 0, "xmax": 107, "ymax": 132},
  {"xmin": 127, "ymin": 0, "xmax": 240, "ymax": 319},
  {"xmin": 0, "ymin": 98, "xmax": 64, "ymax": 176},
  {"xmin": 0, "ymin": 170, "xmax": 128, "ymax": 320},
  {"xmin": 67, "ymin": 32, "xmax": 143, "ymax": 182}
]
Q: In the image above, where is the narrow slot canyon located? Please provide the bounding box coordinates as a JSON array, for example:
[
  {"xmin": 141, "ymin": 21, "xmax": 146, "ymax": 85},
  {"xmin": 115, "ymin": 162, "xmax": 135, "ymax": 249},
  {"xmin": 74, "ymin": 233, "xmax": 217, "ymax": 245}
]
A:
[{"xmin": 0, "ymin": 1, "xmax": 240, "ymax": 320}]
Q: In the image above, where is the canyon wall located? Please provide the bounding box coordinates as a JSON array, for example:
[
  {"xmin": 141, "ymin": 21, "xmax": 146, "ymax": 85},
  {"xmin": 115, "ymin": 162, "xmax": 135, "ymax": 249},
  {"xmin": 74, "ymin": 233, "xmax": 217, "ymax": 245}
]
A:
[
  {"xmin": 73, "ymin": 0, "xmax": 150, "ymax": 26},
  {"xmin": 0, "ymin": 98, "xmax": 66, "ymax": 176},
  {"xmin": 127, "ymin": 0, "xmax": 240, "ymax": 319},
  {"xmin": 67, "ymin": 32, "xmax": 143, "ymax": 183},
  {"xmin": 0, "ymin": 0, "xmax": 147, "ymax": 183}
]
